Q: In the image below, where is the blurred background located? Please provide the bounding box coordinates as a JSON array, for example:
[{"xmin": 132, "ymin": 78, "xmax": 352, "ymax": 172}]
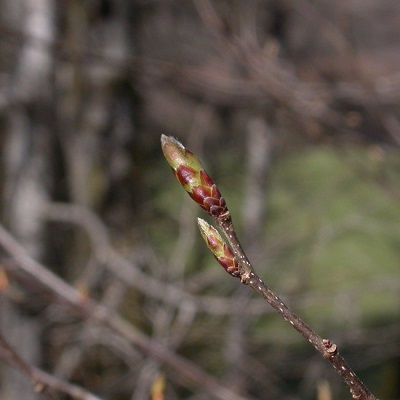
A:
[{"xmin": 1, "ymin": 1, "xmax": 400, "ymax": 399}]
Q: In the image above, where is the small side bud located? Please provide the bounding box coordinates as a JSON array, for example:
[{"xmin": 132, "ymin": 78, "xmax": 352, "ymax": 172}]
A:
[
  {"xmin": 161, "ymin": 135, "xmax": 228, "ymax": 218},
  {"xmin": 197, "ymin": 218, "xmax": 240, "ymax": 278}
]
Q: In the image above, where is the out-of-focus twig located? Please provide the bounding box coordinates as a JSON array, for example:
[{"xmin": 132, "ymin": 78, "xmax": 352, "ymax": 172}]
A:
[
  {"xmin": 0, "ymin": 223, "xmax": 251, "ymax": 400},
  {"xmin": 40, "ymin": 201, "xmax": 273, "ymax": 317},
  {"xmin": 0, "ymin": 330, "xmax": 100, "ymax": 400}
]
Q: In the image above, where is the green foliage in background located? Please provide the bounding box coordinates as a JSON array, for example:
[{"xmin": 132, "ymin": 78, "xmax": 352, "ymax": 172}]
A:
[
  {"xmin": 266, "ymin": 145, "xmax": 400, "ymax": 329},
  {"xmin": 154, "ymin": 142, "xmax": 400, "ymax": 318},
  {"xmin": 147, "ymin": 142, "xmax": 399, "ymax": 398},
  {"xmin": 155, "ymin": 142, "xmax": 400, "ymax": 332}
]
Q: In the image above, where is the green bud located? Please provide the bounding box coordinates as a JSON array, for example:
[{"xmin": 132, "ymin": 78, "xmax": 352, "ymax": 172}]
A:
[
  {"xmin": 161, "ymin": 135, "xmax": 228, "ymax": 218},
  {"xmin": 197, "ymin": 218, "xmax": 240, "ymax": 278}
]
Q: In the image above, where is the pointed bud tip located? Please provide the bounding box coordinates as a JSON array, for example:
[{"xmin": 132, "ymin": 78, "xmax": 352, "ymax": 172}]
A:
[
  {"xmin": 160, "ymin": 133, "xmax": 168, "ymax": 145},
  {"xmin": 161, "ymin": 134, "xmax": 185, "ymax": 151},
  {"xmin": 197, "ymin": 218, "xmax": 210, "ymax": 240},
  {"xmin": 197, "ymin": 218, "xmax": 216, "ymax": 236},
  {"xmin": 161, "ymin": 134, "xmax": 189, "ymax": 170},
  {"xmin": 197, "ymin": 217, "xmax": 208, "ymax": 228}
]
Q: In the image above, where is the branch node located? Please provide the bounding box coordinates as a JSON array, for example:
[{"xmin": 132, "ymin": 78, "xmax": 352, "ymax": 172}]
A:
[
  {"xmin": 322, "ymin": 339, "xmax": 338, "ymax": 358},
  {"xmin": 239, "ymin": 270, "xmax": 253, "ymax": 285}
]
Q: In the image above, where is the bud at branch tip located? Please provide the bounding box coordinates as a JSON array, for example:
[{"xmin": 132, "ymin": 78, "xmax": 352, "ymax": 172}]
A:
[{"xmin": 161, "ymin": 134, "xmax": 228, "ymax": 218}]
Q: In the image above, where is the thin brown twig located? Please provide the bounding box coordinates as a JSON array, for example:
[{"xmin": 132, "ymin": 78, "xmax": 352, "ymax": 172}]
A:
[
  {"xmin": 215, "ymin": 212, "xmax": 377, "ymax": 400},
  {"xmin": 161, "ymin": 134, "xmax": 379, "ymax": 400}
]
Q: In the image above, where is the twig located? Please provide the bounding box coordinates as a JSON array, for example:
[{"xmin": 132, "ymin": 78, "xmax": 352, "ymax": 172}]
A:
[
  {"xmin": 0, "ymin": 330, "xmax": 100, "ymax": 400},
  {"xmin": 216, "ymin": 212, "xmax": 376, "ymax": 400},
  {"xmin": 0, "ymin": 223, "xmax": 251, "ymax": 400},
  {"xmin": 40, "ymin": 201, "xmax": 273, "ymax": 317},
  {"xmin": 161, "ymin": 134, "xmax": 379, "ymax": 400}
]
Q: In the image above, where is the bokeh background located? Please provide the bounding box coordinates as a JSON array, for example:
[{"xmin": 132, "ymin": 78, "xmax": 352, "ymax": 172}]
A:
[{"xmin": 1, "ymin": 1, "xmax": 400, "ymax": 399}]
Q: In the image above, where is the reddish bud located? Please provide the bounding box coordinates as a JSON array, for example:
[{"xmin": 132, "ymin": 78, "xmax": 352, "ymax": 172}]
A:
[
  {"xmin": 197, "ymin": 218, "xmax": 240, "ymax": 278},
  {"xmin": 176, "ymin": 165, "xmax": 200, "ymax": 191},
  {"xmin": 161, "ymin": 135, "xmax": 228, "ymax": 218},
  {"xmin": 200, "ymin": 170, "xmax": 214, "ymax": 187}
]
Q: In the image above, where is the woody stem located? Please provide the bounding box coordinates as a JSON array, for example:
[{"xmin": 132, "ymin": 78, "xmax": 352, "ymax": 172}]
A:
[{"xmin": 215, "ymin": 213, "xmax": 377, "ymax": 400}]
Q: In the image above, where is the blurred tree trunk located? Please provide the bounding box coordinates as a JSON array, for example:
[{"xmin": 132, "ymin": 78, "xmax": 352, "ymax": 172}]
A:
[{"xmin": 0, "ymin": 0, "xmax": 54, "ymax": 398}]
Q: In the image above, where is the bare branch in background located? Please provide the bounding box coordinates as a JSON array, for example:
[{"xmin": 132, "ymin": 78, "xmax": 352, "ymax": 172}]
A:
[
  {"xmin": 0, "ymin": 330, "xmax": 100, "ymax": 400},
  {"xmin": 40, "ymin": 201, "xmax": 273, "ymax": 317},
  {"xmin": 0, "ymin": 223, "xmax": 253, "ymax": 400}
]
